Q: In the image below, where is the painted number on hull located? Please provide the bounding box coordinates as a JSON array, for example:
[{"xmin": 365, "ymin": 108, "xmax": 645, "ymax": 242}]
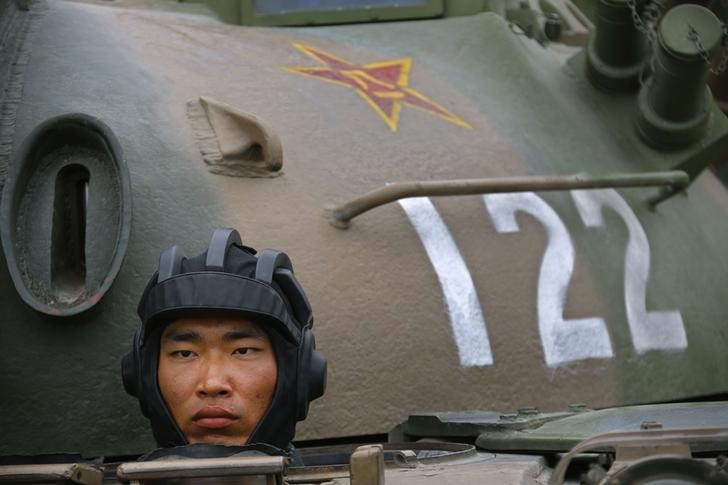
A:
[
  {"xmin": 484, "ymin": 193, "xmax": 613, "ymax": 367},
  {"xmin": 398, "ymin": 197, "xmax": 494, "ymax": 366},
  {"xmin": 571, "ymin": 189, "xmax": 687, "ymax": 353},
  {"xmin": 401, "ymin": 190, "xmax": 687, "ymax": 367}
]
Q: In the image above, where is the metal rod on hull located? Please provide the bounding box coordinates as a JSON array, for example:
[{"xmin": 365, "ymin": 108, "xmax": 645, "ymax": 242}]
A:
[{"xmin": 325, "ymin": 171, "xmax": 690, "ymax": 229}]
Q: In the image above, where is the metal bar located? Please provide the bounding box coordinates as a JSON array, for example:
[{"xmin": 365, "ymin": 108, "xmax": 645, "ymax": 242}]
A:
[
  {"xmin": 116, "ymin": 455, "xmax": 286, "ymax": 481},
  {"xmin": 324, "ymin": 171, "xmax": 690, "ymax": 229},
  {"xmin": 0, "ymin": 463, "xmax": 103, "ymax": 485}
]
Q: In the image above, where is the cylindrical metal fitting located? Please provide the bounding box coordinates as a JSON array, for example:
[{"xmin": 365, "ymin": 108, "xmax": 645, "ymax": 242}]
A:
[
  {"xmin": 586, "ymin": 0, "xmax": 648, "ymax": 91},
  {"xmin": 544, "ymin": 13, "xmax": 563, "ymax": 42},
  {"xmin": 635, "ymin": 4, "xmax": 723, "ymax": 148}
]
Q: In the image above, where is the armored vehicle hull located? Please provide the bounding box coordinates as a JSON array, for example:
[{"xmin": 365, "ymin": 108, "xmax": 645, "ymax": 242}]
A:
[{"xmin": 1, "ymin": 2, "xmax": 728, "ymax": 480}]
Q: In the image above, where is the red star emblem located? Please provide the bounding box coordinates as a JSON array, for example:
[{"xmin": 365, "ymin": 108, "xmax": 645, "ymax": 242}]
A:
[{"xmin": 284, "ymin": 42, "xmax": 471, "ymax": 132}]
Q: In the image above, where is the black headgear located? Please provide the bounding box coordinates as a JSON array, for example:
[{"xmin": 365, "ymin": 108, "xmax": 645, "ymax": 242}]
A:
[{"xmin": 121, "ymin": 228, "xmax": 327, "ymax": 449}]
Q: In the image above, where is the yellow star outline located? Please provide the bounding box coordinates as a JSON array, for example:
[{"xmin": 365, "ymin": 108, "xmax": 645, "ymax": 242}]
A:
[{"xmin": 283, "ymin": 42, "xmax": 472, "ymax": 132}]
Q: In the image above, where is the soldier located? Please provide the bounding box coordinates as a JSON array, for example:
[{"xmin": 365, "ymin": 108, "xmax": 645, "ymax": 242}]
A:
[{"xmin": 121, "ymin": 228, "xmax": 327, "ymax": 459}]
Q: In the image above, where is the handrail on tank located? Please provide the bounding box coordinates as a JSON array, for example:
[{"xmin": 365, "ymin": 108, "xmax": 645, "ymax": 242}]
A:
[{"xmin": 324, "ymin": 171, "xmax": 690, "ymax": 229}]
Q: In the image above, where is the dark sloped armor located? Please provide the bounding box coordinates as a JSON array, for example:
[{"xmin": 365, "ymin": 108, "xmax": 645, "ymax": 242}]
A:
[{"xmin": 121, "ymin": 228, "xmax": 327, "ymax": 451}]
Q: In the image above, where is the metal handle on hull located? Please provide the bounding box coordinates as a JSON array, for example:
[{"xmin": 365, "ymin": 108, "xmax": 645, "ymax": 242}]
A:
[{"xmin": 325, "ymin": 171, "xmax": 690, "ymax": 229}]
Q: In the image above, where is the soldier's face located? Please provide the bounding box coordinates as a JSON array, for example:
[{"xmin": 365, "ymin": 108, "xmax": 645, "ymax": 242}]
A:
[{"xmin": 158, "ymin": 316, "xmax": 278, "ymax": 445}]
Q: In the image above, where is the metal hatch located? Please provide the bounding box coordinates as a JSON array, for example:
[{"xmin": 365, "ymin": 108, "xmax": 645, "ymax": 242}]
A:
[
  {"xmin": 396, "ymin": 402, "xmax": 728, "ymax": 453},
  {"xmin": 476, "ymin": 401, "xmax": 728, "ymax": 452}
]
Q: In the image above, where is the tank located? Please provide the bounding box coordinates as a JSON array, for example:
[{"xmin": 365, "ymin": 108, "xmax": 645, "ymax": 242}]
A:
[{"xmin": 2, "ymin": 0, "xmax": 728, "ymax": 483}]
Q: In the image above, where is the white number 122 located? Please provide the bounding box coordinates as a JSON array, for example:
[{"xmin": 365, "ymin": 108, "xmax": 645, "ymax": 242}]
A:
[{"xmin": 400, "ymin": 189, "xmax": 687, "ymax": 368}]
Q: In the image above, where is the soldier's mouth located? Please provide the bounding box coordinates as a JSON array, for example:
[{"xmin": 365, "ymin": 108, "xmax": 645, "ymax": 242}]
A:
[{"xmin": 192, "ymin": 406, "xmax": 238, "ymax": 429}]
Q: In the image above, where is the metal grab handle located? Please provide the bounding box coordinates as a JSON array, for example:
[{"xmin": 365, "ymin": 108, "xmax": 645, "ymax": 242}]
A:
[
  {"xmin": 116, "ymin": 456, "xmax": 287, "ymax": 483},
  {"xmin": 324, "ymin": 171, "xmax": 690, "ymax": 229}
]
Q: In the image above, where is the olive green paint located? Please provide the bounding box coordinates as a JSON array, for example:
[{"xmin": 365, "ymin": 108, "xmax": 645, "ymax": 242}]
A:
[
  {"xmin": 586, "ymin": 0, "xmax": 646, "ymax": 91},
  {"xmin": 475, "ymin": 402, "xmax": 728, "ymax": 451},
  {"xmin": 636, "ymin": 5, "xmax": 723, "ymax": 148},
  {"xmin": 0, "ymin": 1, "xmax": 229, "ymax": 456},
  {"xmin": 397, "ymin": 402, "xmax": 728, "ymax": 452},
  {"xmin": 2, "ymin": 0, "xmax": 728, "ymax": 458}
]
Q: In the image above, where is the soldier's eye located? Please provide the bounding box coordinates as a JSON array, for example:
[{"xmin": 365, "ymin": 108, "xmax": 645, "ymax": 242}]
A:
[
  {"xmin": 171, "ymin": 350, "xmax": 194, "ymax": 358},
  {"xmin": 234, "ymin": 348, "xmax": 253, "ymax": 355}
]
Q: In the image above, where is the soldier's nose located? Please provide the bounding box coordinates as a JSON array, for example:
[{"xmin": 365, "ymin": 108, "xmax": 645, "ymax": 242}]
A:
[
  {"xmin": 196, "ymin": 360, "xmax": 232, "ymax": 398},
  {"xmin": 197, "ymin": 384, "xmax": 231, "ymax": 398}
]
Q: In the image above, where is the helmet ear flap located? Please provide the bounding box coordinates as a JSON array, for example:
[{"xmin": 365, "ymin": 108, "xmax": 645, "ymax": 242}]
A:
[
  {"xmin": 296, "ymin": 329, "xmax": 327, "ymax": 420},
  {"xmin": 309, "ymin": 347, "xmax": 327, "ymax": 403},
  {"xmin": 121, "ymin": 350, "xmax": 138, "ymax": 397},
  {"xmin": 121, "ymin": 330, "xmax": 146, "ymax": 414}
]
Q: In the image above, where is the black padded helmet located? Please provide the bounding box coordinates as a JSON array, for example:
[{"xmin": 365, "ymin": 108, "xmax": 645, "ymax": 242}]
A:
[{"xmin": 121, "ymin": 228, "xmax": 327, "ymax": 450}]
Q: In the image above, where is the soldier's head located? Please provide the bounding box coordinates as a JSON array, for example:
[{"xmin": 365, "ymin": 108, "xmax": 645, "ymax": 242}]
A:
[{"xmin": 121, "ymin": 228, "xmax": 327, "ymax": 450}]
